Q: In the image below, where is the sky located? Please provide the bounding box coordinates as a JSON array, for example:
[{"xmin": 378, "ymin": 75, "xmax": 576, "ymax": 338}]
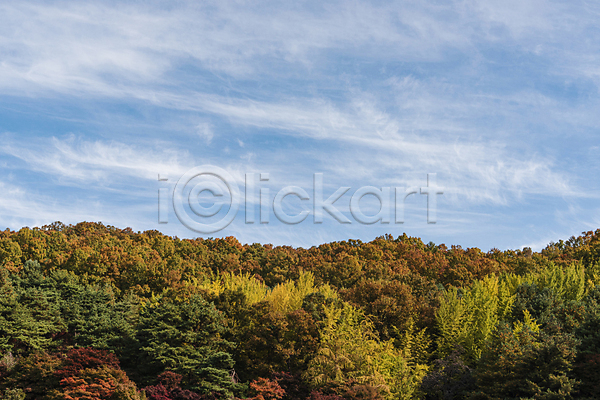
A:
[{"xmin": 1, "ymin": 0, "xmax": 600, "ymax": 251}]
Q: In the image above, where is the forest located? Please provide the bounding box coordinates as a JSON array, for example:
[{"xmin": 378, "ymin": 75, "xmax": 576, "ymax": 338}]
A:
[{"xmin": 1, "ymin": 222, "xmax": 600, "ymax": 399}]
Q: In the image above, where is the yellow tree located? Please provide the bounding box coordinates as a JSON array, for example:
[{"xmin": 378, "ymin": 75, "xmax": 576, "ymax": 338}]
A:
[{"xmin": 305, "ymin": 301, "xmax": 426, "ymax": 399}]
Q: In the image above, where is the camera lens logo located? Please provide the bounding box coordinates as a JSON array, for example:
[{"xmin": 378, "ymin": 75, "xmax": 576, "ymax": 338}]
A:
[{"xmin": 173, "ymin": 165, "xmax": 240, "ymax": 233}]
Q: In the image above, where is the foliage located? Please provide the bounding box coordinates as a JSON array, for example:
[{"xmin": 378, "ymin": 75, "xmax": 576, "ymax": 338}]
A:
[
  {"xmin": 472, "ymin": 323, "xmax": 578, "ymax": 400},
  {"xmin": 3, "ymin": 223, "xmax": 600, "ymax": 399},
  {"xmin": 233, "ymin": 303, "xmax": 319, "ymax": 382},
  {"xmin": 435, "ymin": 275, "xmax": 513, "ymax": 361},
  {"xmin": 572, "ymin": 285, "xmax": 600, "ymax": 397},
  {"xmin": 304, "ymin": 301, "xmax": 427, "ymax": 400},
  {"xmin": 420, "ymin": 346, "xmax": 475, "ymax": 400},
  {"xmin": 143, "ymin": 371, "xmax": 202, "ymax": 400},
  {"xmin": 135, "ymin": 295, "xmax": 244, "ymax": 398},
  {"xmin": 245, "ymin": 377, "xmax": 286, "ymax": 400},
  {"xmin": 198, "ymin": 270, "xmax": 336, "ymax": 315},
  {"xmin": 0, "ymin": 348, "xmax": 144, "ymax": 399},
  {"xmin": 1, "ymin": 388, "xmax": 26, "ymax": 400}
]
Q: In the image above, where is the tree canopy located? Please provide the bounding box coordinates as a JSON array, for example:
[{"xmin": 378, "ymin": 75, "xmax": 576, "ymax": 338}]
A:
[{"xmin": 3, "ymin": 222, "xmax": 600, "ymax": 399}]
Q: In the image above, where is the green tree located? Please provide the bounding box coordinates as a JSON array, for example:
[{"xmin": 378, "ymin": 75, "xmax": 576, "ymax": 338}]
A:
[
  {"xmin": 472, "ymin": 322, "xmax": 578, "ymax": 400},
  {"xmin": 0, "ymin": 261, "xmax": 65, "ymax": 354},
  {"xmin": 135, "ymin": 295, "xmax": 243, "ymax": 398},
  {"xmin": 573, "ymin": 285, "xmax": 600, "ymax": 397}
]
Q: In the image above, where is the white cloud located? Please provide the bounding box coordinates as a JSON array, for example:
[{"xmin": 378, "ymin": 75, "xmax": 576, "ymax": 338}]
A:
[
  {"xmin": 0, "ymin": 179, "xmax": 104, "ymax": 228},
  {"xmin": 0, "ymin": 134, "xmax": 193, "ymax": 184},
  {"xmin": 134, "ymin": 88, "xmax": 577, "ymax": 205},
  {"xmin": 1, "ymin": 0, "xmax": 599, "ymax": 250},
  {"xmin": 196, "ymin": 122, "xmax": 214, "ymax": 145},
  {"xmin": 0, "ymin": 0, "xmax": 577, "ymax": 96}
]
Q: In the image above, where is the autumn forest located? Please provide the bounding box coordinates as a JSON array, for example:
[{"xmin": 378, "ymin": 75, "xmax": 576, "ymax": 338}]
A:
[{"xmin": 2, "ymin": 222, "xmax": 600, "ymax": 399}]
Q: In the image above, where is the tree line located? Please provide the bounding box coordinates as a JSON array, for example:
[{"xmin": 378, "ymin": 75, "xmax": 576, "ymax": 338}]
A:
[{"xmin": 2, "ymin": 222, "xmax": 600, "ymax": 399}]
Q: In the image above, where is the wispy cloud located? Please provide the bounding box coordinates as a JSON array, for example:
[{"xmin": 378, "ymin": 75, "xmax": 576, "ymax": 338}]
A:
[
  {"xmin": 1, "ymin": 0, "xmax": 599, "ymax": 250},
  {"xmin": 0, "ymin": 134, "xmax": 192, "ymax": 184},
  {"xmin": 0, "ymin": 179, "xmax": 104, "ymax": 228}
]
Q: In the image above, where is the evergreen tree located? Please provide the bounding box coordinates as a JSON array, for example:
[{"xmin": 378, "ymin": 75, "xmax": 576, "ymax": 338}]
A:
[{"xmin": 135, "ymin": 295, "xmax": 244, "ymax": 398}]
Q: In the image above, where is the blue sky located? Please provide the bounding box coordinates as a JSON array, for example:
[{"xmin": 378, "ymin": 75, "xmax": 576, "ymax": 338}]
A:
[{"xmin": 1, "ymin": 0, "xmax": 600, "ymax": 251}]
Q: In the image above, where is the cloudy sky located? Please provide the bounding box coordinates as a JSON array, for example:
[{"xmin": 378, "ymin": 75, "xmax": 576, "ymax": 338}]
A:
[{"xmin": 1, "ymin": 0, "xmax": 599, "ymax": 250}]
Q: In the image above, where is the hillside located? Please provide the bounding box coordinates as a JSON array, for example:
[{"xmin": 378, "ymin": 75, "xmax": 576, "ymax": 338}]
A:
[{"xmin": 2, "ymin": 222, "xmax": 600, "ymax": 399}]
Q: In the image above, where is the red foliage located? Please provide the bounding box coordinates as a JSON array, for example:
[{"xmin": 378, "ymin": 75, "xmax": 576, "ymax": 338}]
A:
[
  {"xmin": 270, "ymin": 372, "xmax": 311, "ymax": 400},
  {"xmin": 144, "ymin": 384, "xmax": 173, "ymax": 400},
  {"xmin": 60, "ymin": 372, "xmax": 115, "ymax": 399},
  {"xmin": 308, "ymin": 391, "xmax": 344, "ymax": 400},
  {"xmin": 247, "ymin": 377, "xmax": 285, "ymax": 400},
  {"xmin": 157, "ymin": 371, "xmax": 183, "ymax": 389},
  {"xmin": 143, "ymin": 371, "xmax": 202, "ymax": 400},
  {"xmin": 54, "ymin": 348, "xmax": 120, "ymax": 380}
]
